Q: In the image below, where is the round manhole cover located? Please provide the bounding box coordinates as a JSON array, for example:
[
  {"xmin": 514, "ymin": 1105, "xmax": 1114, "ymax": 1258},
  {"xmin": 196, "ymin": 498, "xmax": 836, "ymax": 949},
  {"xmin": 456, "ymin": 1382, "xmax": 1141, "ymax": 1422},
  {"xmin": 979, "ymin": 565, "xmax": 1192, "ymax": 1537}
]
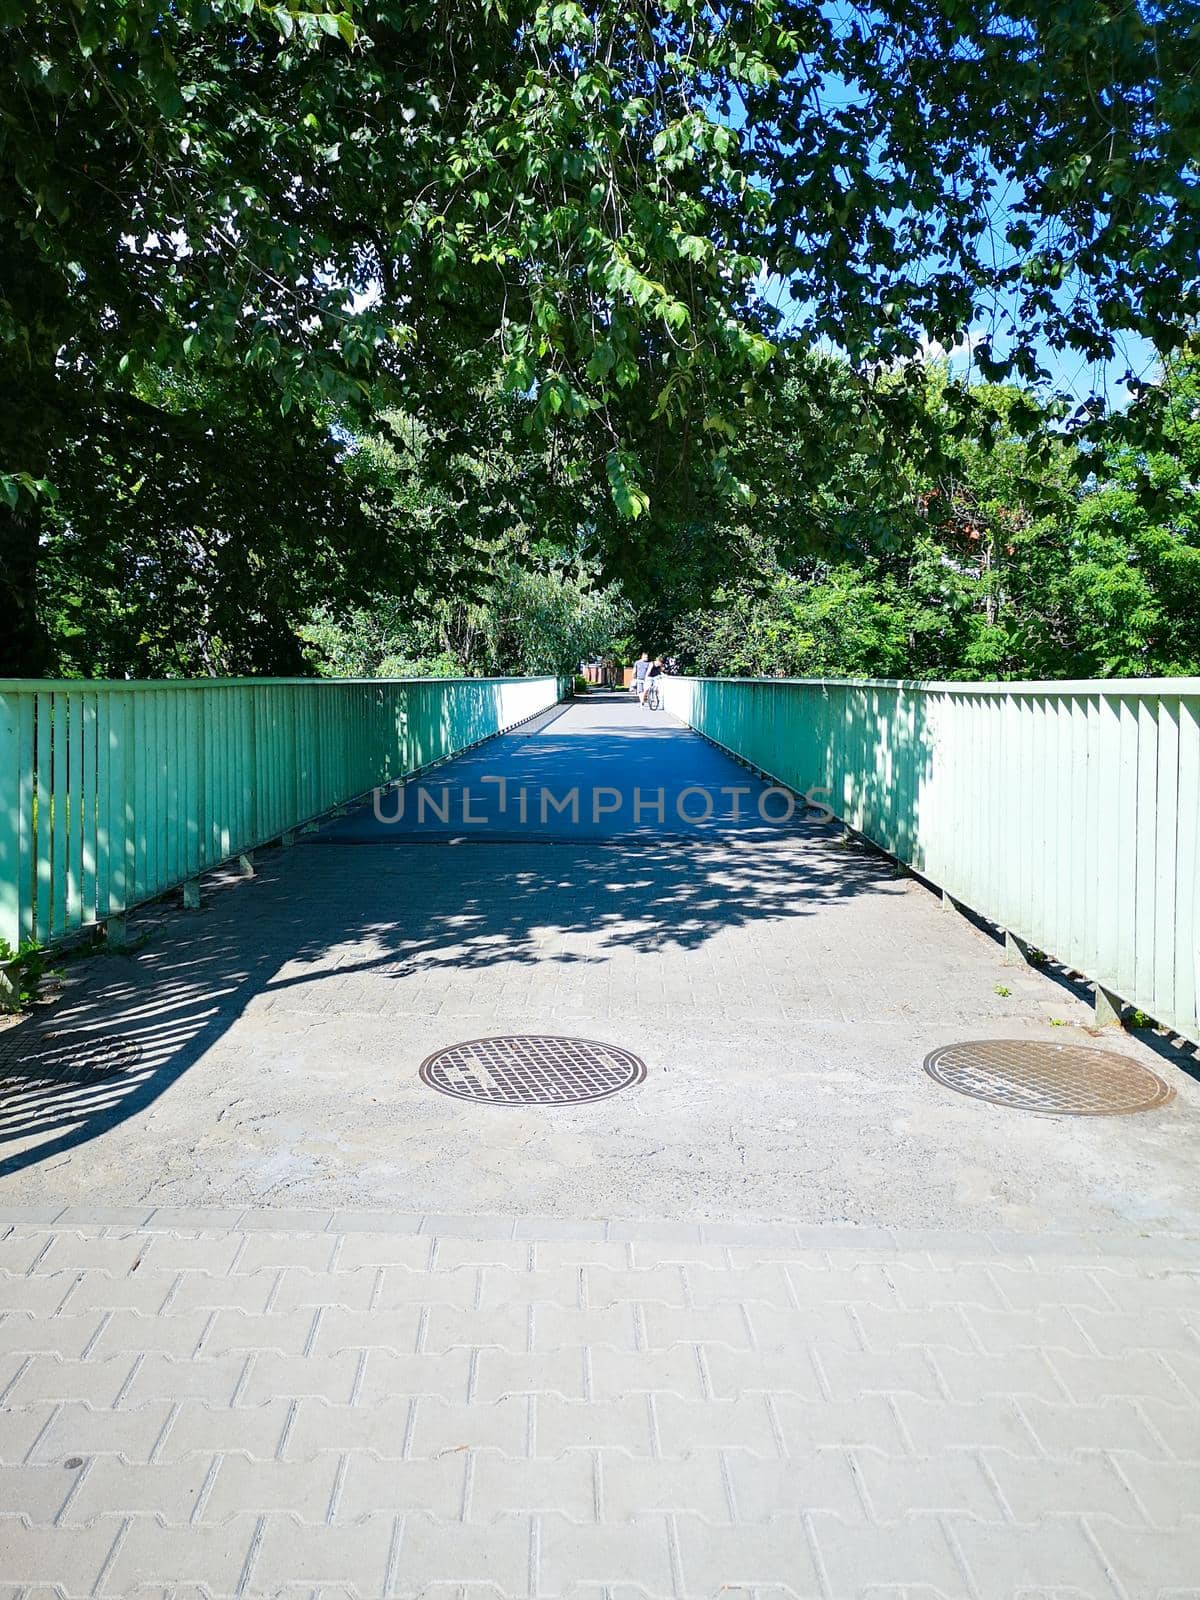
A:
[
  {"xmin": 924, "ymin": 1039, "xmax": 1174, "ymax": 1116},
  {"xmin": 0, "ymin": 1032, "xmax": 142, "ymax": 1086},
  {"xmin": 420, "ymin": 1035, "xmax": 646, "ymax": 1105}
]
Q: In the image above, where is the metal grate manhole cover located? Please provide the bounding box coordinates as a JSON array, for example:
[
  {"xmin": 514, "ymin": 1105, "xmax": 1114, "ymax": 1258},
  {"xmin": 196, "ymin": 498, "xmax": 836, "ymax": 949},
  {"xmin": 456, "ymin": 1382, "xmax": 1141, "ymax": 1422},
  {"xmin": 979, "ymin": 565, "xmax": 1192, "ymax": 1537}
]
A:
[
  {"xmin": 924, "ymin": 1039, "xmax": 1174, "ymax": 1116},
  {"xmin": 0, "ymin": 1032, "xmax": 142, "ymax": 1086},
  {"xmin": 420, "ymin": 1035, "xmax": 646, "ymax": 1105}
]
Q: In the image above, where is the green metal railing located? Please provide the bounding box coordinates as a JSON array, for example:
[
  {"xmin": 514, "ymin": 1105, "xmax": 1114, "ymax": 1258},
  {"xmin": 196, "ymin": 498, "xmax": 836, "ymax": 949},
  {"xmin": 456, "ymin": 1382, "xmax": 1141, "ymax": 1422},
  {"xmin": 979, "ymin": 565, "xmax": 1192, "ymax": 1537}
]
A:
[
  {"xmin": 661, "ymin": 675, "xmax": 1200, "ymax": 1044},
  {"xmin": 0, "ymin": 675, "xmax": 567, "ymax": 952}
]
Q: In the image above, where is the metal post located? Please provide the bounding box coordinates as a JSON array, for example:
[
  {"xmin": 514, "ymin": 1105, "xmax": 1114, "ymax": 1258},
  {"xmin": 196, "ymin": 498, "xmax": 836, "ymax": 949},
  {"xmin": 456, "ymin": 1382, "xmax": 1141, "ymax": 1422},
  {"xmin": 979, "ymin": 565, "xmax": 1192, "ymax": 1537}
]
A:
[
  {"xmin": 0, "ymin": 961, "xmax": 19, "ymax": 1013},
  {"xmin": 1095, "ymin": 985, "xmax": 1123, "ymax": 1027},
  {"xmin": 1004, "ymin": 931, "xmax": 1030, "ymax": 966}
]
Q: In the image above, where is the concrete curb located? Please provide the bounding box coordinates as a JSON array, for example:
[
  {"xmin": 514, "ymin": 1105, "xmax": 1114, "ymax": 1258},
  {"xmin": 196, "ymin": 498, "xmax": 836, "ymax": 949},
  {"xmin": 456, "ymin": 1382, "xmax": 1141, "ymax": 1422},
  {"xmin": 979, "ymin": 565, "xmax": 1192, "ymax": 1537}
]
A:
[{"xmin": 0, "ymin": 1203, "xmax": 1197, "ymax": 1261}]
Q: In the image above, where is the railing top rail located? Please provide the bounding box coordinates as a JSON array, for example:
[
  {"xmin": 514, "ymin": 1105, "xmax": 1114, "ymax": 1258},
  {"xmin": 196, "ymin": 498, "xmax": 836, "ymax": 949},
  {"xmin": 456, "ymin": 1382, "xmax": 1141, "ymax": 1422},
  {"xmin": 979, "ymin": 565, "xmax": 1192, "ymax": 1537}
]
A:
[
  {"xmin": 0, "ymin": 675, "xmax": 563, "ymax": 693},
  {"xmin": 671, "ymin": 674, "xmax": 1200, "ymax": 697}
]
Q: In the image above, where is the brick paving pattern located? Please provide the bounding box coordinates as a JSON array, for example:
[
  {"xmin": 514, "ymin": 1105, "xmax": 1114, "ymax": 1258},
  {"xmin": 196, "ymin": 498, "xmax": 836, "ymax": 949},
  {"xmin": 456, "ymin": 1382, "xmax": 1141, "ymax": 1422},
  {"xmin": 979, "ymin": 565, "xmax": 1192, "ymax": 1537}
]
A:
[{"xmin": 2, "ymin": 1212, "xmax": 1198, "ymax": 1597}]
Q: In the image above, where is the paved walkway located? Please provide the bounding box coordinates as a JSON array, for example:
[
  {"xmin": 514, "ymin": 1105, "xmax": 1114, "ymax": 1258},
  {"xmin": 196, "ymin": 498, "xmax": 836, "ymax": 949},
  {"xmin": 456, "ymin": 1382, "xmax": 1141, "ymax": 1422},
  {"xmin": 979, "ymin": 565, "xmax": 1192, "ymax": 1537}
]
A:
[{"xmin": 1, "ymin": 693, "xmax": 1198, "ymax": 1594}]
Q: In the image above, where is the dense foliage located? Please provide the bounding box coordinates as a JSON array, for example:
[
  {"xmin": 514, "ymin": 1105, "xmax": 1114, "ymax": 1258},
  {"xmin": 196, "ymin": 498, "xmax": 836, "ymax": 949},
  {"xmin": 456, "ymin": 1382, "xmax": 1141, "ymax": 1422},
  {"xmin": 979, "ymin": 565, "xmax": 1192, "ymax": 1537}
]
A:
[{"xmin": 2, "ymin": 2, "xmax": 1198, "ymax": 678}]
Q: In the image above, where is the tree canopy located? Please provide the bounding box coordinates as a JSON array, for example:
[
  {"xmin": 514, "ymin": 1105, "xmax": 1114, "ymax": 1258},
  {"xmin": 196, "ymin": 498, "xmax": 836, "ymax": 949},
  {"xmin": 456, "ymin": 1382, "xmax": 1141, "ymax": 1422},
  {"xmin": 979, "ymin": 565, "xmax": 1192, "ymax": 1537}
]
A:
[{"xmin": 2, "ymin": 1, "xmax": 1198, "ymax": 675}]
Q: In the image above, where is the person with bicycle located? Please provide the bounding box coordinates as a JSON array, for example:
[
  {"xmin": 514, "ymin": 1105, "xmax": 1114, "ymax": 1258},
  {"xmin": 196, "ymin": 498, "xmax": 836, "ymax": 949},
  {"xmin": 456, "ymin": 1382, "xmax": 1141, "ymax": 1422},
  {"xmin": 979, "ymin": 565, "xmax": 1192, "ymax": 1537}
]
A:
[{"xmin": 644, "ymin": 657, "xmax": 664, "ymax": 709}]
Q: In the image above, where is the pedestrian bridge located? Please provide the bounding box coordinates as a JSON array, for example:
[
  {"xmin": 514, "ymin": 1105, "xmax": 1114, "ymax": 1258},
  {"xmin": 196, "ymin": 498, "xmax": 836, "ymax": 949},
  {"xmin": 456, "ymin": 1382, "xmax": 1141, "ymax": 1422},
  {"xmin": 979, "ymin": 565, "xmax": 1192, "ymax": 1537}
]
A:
[
  {"xmin": 0, "ymin": 676, "xmax": 1195, "ymax": 1234},
  {"xmin": 1, "ymin": 677, "xmax": 1199, "ymax": 1599}
]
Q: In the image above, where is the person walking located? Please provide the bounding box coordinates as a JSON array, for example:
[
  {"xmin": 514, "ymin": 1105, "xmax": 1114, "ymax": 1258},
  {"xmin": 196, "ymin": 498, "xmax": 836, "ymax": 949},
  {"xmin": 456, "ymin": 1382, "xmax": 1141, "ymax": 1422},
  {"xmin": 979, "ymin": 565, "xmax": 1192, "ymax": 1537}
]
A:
[{"xmin": 633, "ymin": 651, "xmax": 651, "ymax": 704}]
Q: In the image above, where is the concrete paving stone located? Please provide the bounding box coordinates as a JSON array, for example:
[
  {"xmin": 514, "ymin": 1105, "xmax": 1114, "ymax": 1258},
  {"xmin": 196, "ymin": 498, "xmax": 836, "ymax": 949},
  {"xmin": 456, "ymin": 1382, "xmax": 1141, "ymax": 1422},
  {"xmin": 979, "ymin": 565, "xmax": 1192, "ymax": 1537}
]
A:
[
  {"xmin": 599, "ymin": 1452, "xmax": 731, "ymax": 1522},
  {"xmin": 964, "ymin": 1304, "xmax": 1101, "ymax": 1357},
  {"xmin": 980, "ymin": 1449, "xmax": 1146, "ymax": 1525},
  {"xmin": 679, "ymin": 1264, "xmax": 796, "ymax": 1309},
  {"xmin": 346, "ymin": 1346, "xmax": 468, "ymax": 1403},
  {"xmin": 234, "ymin": 1235, "xmax": 340, "ymax": 1276},
  {"xmin": 385, "ymin": 1511, "xmax": 531, "ymax": 1593},
  {"xmin": 0, "ymin": 1236, "xmax": 57, "ymax": 1277},
  {"xmin": 811, "ymin": 1346, "xmax": 945, "ymax": 1402},
  {"xmin": 1133, "ymin": 1398, "xmax": 1200, "ymax": 1462},
  {"xmin": 930, "ymin": 1348, "xmax": 1071, "ymax": 1404},
  {"xmin": 651, "ymin": 1395, "xmax": 782, "ymax": 1458},
  {"xmin": 122, "ymin": 1353, "xmax": 250, "ymax": 1406},
  {"xmin": 430, "ymin": 1240, "xmax": 535, "ymax": 1272},
  {"xmin": 284, "ymin": 1398, "xmax": 419, "ymax": 1460},
  {"xmin": 538, "ymin": 1513, "xmax": 675, "ymax": 1592},
  {"xmin": 142, "ymin": 1207, "xmax": 250, "ymax": 1232},
  {"xmin": 888, "ymin": 1396, "xmax": 1040, "ymax": 1457},
  {"xmin": 166, "ymin": 1271, "xmax": 283, "ymax": 1316},
  {"xmin": 1071, "ymin": 1306, "xmax": 1200, "ymax": 1359},
  {"xmin": 722, "ymin": 1448, "xmax": 866, "ymax": 1522},
  {"xmin": 1111, "ymin": 1456, "xmax": 1200, "ymax": 1527},
  {"xmin": 55, "ymin": 1269, "xmax": 182, "ymax": 1316},
  {"xmin": 885, "ymin": 1264, "xmax": 1010, "ymax": 1313},
  {"xmin": 0, "ymin": 1461, "xmax": 73, "ymax": 1522},
  {"xmin": 477, "ymin": 1267, "xmax": 586, "ymax": 1310},
  {"xmin": 533, "ymin": 1304, "xmax": 642, "ymax": 1352},
  {"xmin": 536, "ymin": 1396, "xmax": 655, "ymax": 1457},
  {"xmin": 771, "ymin": 1394, "xmax": 911, "ymax": 1456},
  {"xmin": 1047, "ymin": 1351, "xmax": 1196, "ymax": 1408},
  {"xmin": 1093, "ymin": 1269, "xmax": 1200, "ymax": 1316},
  {"xmin": 0, "ymin": 1517, "xmax": 126, "ymax": 1592},
  {"xmin": 26, "ymin": 1402, "xmax": 174, "ymax": 1465},
  {"xmin": 512, "ymin": 1217, "xmax": 608, "ymax": 1243},
  {"xmin": 309, "ymin": 1307, "xmax": 425, "ymax": 1355},
  {"xmin": 775, "ymin": 1263, "xmax": 898, "ymax": 1310},
  {"xmin": 641, "ymin": 1304, "xmax": 754, "ymax": 1352},
  {"xmin": 328, "ymin": 1210, "xmax": 425, "ymax": 1236},
  {"xmin": 628, "ymin": 1242, "xmax": 730, "ymax": 1270},
  {"xmin": 61, "ymin": 1455, "xmax": 219, "ymax": 1524},
  {"xmin": 199, "ymin": 1452, "xmax": 345, "ymax": 1522},
  {"xmin": 136, "ymin": 1232, "xmax": 248, "ymax": 1275},
  {"xmin": 808, "ymin": 1510, "xmax": 967, "ymax": 1596},
  {"xmin": 1161, "ymin": 1348, "xmax": 1200, "ymax": 1405},
  {"xmin": 988, "ymin": 1263, "xmax": 1119, "ymax": 1313},
  {"xmin": 852, "ymin": 1448, "xmax": 1004, "ymax": 1521},
  {"xmin": 407, "ymin": 1397, "xmax": 531, "ymax": 1459},
  {"xmin": 334, "ymin": 1453, "xmax": 468, "ymax": 1521},
  {"xmin": 377, "ymin": 1268, "xmax": 481, "ymax": 1310},
  {"xmin": 581, "ymin": 1266, "xmax": 693, "ymax": 1309},
  {"xmin": 588, "ymin": 1346, "xmax": 707, "ymax": 1402},
  {"xmin": 152, "ymin": 1399, "xmax": 292, "ymax": 1464},
  {"xmin": 0, "ymin": 1402, "xmax": 61, "ymax": 1465},
  {"xmin": 468, "ymin": 1451, "xmax": 595, "ymax": 1520},
  {"xmin": 101, "ymin": 1512, "xmax": 264, "ymax": 1592},
  {"xmin": 236, "ymin": 1210, "xmax": 335, "ymax": 1235},
  {"xmin": 36, "ymin": 1236, "xmax": 147, "ymax": 1276},
  {"xmin": 850, "ymin": 1301, "xmax": 977, "ymax": 1353},
  {"xmin": 700, "ymin": 1346, "xmax": 821, "ymax": 1402},
  {"xmin": 950, "ymin": 1516, "xmax": 1133, "ymax": 1600},
  {"xmin": 267, "ymin": 1267, "xmax": 378, "ymax": 1313},
  {"xmin": 675, "ymin": 1513, "xmax": 822, "ymax": 1594},
  {"xmin": 5, "ymin": 1355, "xmax": 138, "ymax": 1408},
  {"xmin": 335, "ymin": 1236, "xmax": 436, "ymax": 1271},
  {"xmin": 0, "ymin": 1312, "xmax": 110, "ymax": 1361},
  {"xmin": 422, "ymin": 1215, "xmax": 518, "ymax": 1242},
  {"xmin": 421, "ymin": 1305, "xmax": 533, "ymax": 1354},
  {"xmin": 0, "ymin": 1271, "xmax": 85, "ymax": 1316},
  {"xmin": 472, "ymin": 1349, "xmax": 587, "ymax": 1403},
  {"xmin": 89, "ymin": 1309, "xmax": 215, "ymax": 1360},
  {"xmin": 535, "ymin": 1243, "xmax": 632, "ymax": 1270},
  {"xmin": 1018, "ymin": 1397, "xmax": 1177, "ymax": 1460},
  {"xmin": 237, "ymin": 1351, "xmax": 363, "ymax": 1407}
]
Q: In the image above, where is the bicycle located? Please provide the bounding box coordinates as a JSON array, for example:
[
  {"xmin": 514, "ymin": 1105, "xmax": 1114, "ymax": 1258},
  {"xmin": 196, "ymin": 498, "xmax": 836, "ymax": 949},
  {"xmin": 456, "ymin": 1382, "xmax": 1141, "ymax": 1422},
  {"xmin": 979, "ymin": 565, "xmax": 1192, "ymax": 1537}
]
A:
[{"xmin": 645, "ymin": 678, "xmax": 661, "ymax": 711}]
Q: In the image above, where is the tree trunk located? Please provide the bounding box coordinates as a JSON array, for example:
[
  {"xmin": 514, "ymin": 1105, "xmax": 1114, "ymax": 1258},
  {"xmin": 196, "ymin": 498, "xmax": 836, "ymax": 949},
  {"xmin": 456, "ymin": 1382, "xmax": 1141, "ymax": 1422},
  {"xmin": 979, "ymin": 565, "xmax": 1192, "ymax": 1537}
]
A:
[{"xmin": 0, "ymin": 376, "xmax": 54, "ymax": 676}]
